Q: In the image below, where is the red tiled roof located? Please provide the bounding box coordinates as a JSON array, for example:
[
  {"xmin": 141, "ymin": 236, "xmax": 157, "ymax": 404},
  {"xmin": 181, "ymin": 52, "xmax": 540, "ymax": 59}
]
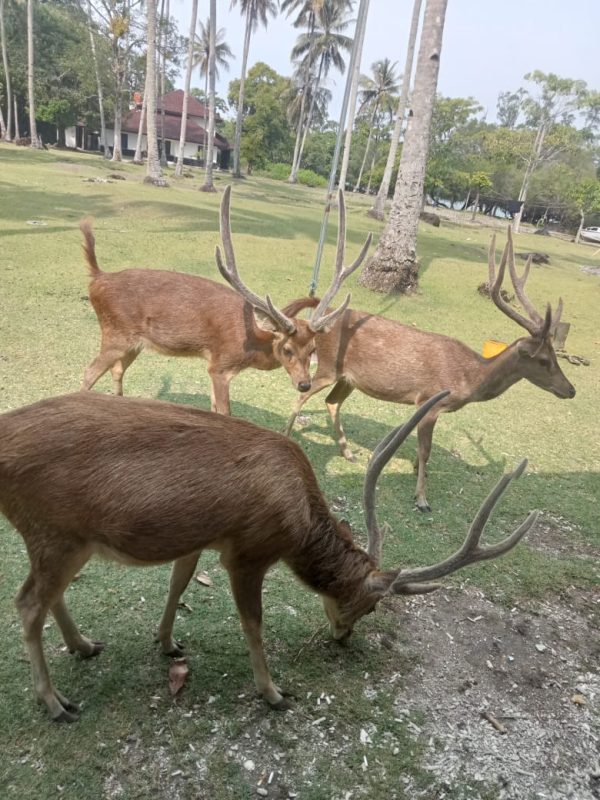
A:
[
  {"xmin": 156, "ymin": 90, "xmax": 222, "ymax": 123},
  {"xmin": 122, "ymin": 108, "xmax": 230, "ymax": 150}
]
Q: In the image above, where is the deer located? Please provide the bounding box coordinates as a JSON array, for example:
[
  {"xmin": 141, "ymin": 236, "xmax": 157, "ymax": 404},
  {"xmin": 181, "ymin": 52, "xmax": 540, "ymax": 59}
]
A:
[
  {"xmin": 285, "ymin": 228, "xmax": 576, "ymax": 512},
  {"xmin": 79, "ymin": 186, "xmax": 371, "ymax": 413},
  {"xmin": 0, "ymin": 389, "xmax": 537, "ymax": 722}
]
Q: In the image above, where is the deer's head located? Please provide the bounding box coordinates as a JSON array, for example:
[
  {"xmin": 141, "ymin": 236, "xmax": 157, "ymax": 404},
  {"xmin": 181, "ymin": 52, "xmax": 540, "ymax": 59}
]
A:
[
  {"xmin": 488, "ymin": 229, "xmax": 575, "ymax": 400},
  {"xmin": 215, "ymin": 186, "xmax": 371, "ymax": 393}
]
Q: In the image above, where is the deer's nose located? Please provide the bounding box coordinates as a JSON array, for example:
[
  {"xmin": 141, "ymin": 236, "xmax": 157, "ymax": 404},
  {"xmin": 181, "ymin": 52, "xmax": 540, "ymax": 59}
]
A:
[{"xmin": 298, "ymin": 381, "xmax": 311, "ymax": 393}]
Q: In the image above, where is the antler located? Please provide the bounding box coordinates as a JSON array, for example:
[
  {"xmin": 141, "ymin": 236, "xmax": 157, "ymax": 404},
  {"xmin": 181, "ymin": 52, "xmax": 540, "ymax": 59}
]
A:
[
  {"xmin": 488, "ymin": 227, "xmax": 562, "ymax": 339},
  {"xmin": 389, "ymin": 460, "xmax": 538, "ymax": 593},
  {"xmin": 363, "ymin": 393, "xmax": 538, "ymax": 594},
  {"xmin": 364, "ymin": 391, "xmax": 451, "ymax": 565},
  {"xmin": 309, "ymin": 190, "xmax": 372, "ymax": 332},
  {"xmin": 215, "ymin": 186, "xmax": 296, "ymax": 335}
]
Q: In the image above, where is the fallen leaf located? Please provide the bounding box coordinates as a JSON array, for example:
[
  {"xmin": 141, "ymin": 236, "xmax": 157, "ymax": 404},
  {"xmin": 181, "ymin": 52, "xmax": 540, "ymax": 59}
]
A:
[
  {"xmin": 195, "ymin": 573, "xmax": 213, "ymax": 587},
  {"xmin": 168, "ymin": 657, "xmax": 189, "ymax": 696},
  {"xmin": 570, "ymin": 694, "xmax": 586, "ymax": 706}
]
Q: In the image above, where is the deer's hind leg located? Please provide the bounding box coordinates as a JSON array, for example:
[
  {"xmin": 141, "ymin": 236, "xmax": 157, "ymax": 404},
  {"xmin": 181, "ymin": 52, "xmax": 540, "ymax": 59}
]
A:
[
  {"xmin": 16, "ymin": 538, "xmax": 94, "ymax": 722},
  {"xmin": 414, "ymin": 413, "xmax": 439, "ymax": 512}
]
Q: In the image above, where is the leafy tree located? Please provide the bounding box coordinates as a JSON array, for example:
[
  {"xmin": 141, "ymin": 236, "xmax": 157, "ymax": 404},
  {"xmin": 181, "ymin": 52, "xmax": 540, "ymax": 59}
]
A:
[{"xmin": 571, "ymin": 178, "xmax": 600, "ymax": 242}]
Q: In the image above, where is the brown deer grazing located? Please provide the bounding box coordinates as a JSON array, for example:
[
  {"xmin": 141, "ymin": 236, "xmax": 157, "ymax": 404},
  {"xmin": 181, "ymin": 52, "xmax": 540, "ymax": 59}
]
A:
[
  {"xmin": 1, "ymin": 390, "xmax": 537, "ymax": 723},
  {"xmin": 80, "ymin": 187, "xmax": 371, "ymax": 413},
  {"xmin": 285, "ymin": 228, "xmax": 575, "ymax": 512}
]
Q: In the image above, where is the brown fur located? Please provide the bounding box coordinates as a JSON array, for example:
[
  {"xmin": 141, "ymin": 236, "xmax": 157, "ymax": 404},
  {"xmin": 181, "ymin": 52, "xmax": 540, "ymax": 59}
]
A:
[
  {"xmin": 79, "ymin": 223, "xmax": 321, "ymax": 412},
  {"xmin": 286, "ymin": 303, "xmax": 576, "ymax": 511},
  {"xmin": 1, "ymin": 392, "xmax": 382, "ymax": 721}
]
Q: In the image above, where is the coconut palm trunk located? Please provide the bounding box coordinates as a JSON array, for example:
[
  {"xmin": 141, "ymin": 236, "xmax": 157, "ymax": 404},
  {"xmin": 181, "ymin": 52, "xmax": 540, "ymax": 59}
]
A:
[
  {"xmin": 175, "ymin": 0, "xmax": 198, "ymax": 177},
  {"xmin": 158, "ymin": 0, "xmax": 169, "ymax": 167},
  {"xmin": 294, "ymin": 53, "xmax": 324, "ymax": 174},
  {"xmin": 201, "ymin": 0, "xmax": 217, "ymax": 191},
  {"xmin": 288, "ymin": 8, "xmax": 317, "ymax": 184},
  {"xmin": 0, "ymin": 0, "xmax": 13, "ymax": 141},
  {"xmin": 144, "ymin": 0, "xmax": 166, "ymax": 185},
  {"xmin": 133, "ymin": 89, "xmax": 147, "ymax": 164},
  {"xmin": 337, "ymin": 0, "xmax": 369, "ymax": 191},
  {"xmin": 369, "ymin": 0, "xmax": 422, "ymax": 220},
  {"xmin": 353, "ymin": 101, "xmax": 378, "ymax": 191},
  {"xmin": 27, "ymin": 0, "xmax": 42, "ymax": 147},
  {"xmin": 13, "ymin": 95, "xmax": 20, "ymax": 138},
  {"xmin": 359, "ymin": 0, "xmax": 447, "ymax": 294},
  {"xmin": 86, "ymin": 0, "xmax": 109, "ymax": 158},
  {"xmin": 232, "ymin": 10, "xmax": 252, "ymax": 178}
]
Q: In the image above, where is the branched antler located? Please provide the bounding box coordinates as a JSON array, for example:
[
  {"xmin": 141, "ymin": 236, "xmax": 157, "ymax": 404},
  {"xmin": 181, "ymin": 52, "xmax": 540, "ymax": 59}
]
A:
[
  {"xmin": 309, "ymin": 190, "xmax": 372, "ymax": 332},
  {"xmin": 215, "ymin": 186, "xmax": 296, "ymax": 334},
  {"xmin": 488, "ymin": 227, "xmax": 563, "ymax": 339}
]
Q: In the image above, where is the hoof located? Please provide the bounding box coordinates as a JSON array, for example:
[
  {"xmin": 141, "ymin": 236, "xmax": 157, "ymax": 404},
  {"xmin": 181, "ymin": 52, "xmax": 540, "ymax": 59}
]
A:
[
  {"xmin": 268, "ymin": 695, "xmax": 292, "ymax": 711},
  {"xmin": 165, "ymin": 642, "xmax": 185, "ymax": 658},
  {"xmin": 415, "ymin": 501, "xmax": 432, "ymax": 513},
  {"xmin": 53, "ymin": 708, "xmax": 79, "ymax": 723},
  {"xmin": 81, "ymin": 641, "xmax": 105, "ymax": 658}
]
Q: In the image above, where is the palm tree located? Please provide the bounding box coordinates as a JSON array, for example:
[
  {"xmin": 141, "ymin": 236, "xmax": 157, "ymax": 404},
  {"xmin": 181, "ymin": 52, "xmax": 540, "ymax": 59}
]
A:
[
  {"xmin": 230, "ymin": 0, "xmax": 277, "ymax": 178},
  {"xmin": 144, "ymin": 0, "xmax": 166, "ymax": 185},
  {"xmin": 191, "ymin": 16, "xmax": 233, "ymax": 166},
  {"xmin": 353, "ymin": 58, "xmax": 399, "ymax": 192},
  {"xmin": 201, "ymin": 0, "xmax": 217, "ymax": 191},
  {"xmin": 369, "ymin": 0, "xmax": 422, "ymax": 219},
  {"xmin": 85, "ymin": 0, "xmax": 110, "ymax": 158},
  {"xmin": 174, "ymin": 0, "xmax": 198, "ymax": 177},
  {"xmin": 0, "ymin": 0, "xmax": 13, "ymax": 141},
  {"xmin": 359, "ymin": 0, "xmax": 448, "ymax": 294},
  {"xmin": 290, "ymin": 0, "xmax": 353, "ymax": 179},
  {"xmin": 26, "ymin": 0, "xmax": 42, "ymax": 147},
  {"xmin": 285, "ymin": 64, "xmax": 332, "ymax": 131},
  {"xmin": 337, "ymin": 0, "xmax": 369, "ymax": 191}
]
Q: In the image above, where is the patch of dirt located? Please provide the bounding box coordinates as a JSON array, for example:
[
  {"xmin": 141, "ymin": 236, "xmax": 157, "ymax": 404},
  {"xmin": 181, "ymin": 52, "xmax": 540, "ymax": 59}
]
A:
[
  {"xmin": 526, "ymin": 512, "xmax": 600, "ymax": 561},
  {"xmin": 390, "ymin": 586, "xmax": 600, "ymax": 799}
]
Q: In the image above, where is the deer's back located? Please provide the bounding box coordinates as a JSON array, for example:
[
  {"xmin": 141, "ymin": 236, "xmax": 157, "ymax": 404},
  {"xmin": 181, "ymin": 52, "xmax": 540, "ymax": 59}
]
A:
[
  {"xmin": 317, "ymin": 310, "xmax": 484, "ymax": 404},
  {"xmin": 89, "ymin": 269, "xmax": 253, "ymax": 356},
  {"xmin": 0, "ymin": 394, "xmax": 323, "ymax": 563}
]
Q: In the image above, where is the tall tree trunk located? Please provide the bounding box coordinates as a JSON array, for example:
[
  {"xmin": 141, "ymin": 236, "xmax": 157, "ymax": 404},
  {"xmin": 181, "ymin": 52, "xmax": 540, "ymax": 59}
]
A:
[
  {"xmin": 470, "ymin": 188, "xmax": 479, "ymax": 221},
  {"xmin": 174, "ymin": 0, "xmax": 198, "ymax": 177},
  {"xmin": 0, "ymin": 102, "xmax": 4, "ymax": 138},
  {"xmin": 133, "ymin": 88, "xmax": 147, "ymax": 164},
  {"xmin": 365, "ymin": 151, "xmax": 376, "ymax": 194},
  {"xmin": 288, "ymin": 9, "xmax": 317, "ymax": 184},
  {"xmin": 294, "ymin": 53, "xmax": 324, "ymax": 178},
  {"xmin": 353, "ymin": 102, "xmax": 378, "ymax": 191},
  {"xmin": 0, "ymin": 0, "xmax": 13, "ymax": 141},
  {"xmin": 512, "ymin": 122, "xmax": 546, "ymax": 233},
  {"xmin": 86, "ymin": 0, "xmax": 109, "ymax": 158},
  {"xmin": 144, "ymin": 0, "xmax": 166, "ymax": 185},
  {"xmin": 158, "ymin": 0, "xmax": 168, "ymax": 167},
  {"xmin": 202, "ymin": 69, "xmax": 208, "ymax": 166},
  {"xmin": 575, "ymin": 208, "xmax": 585, "ymax": 244},
  {"xmin": 232, "ymin": 10, "xmax": 252, "ymax": 178},
  {"xmin": 359, "ymin": 0, "xmax": 447, "ymax": 294},
  {"xmin": 368, "ymin": 0, "xmax": 422, "ymax": 220},
  {"xmin": 338, "ymin": 0, "xmax": 370, "ymax": 191},
  {"xmin": 201, "ymin": 0, "xmax": 216, "ymax": 192},
  {"xmin": 27, "ymin": 0, "xmax": 41, "ymax": 147},
  {"xmin": 14, "ymin": 95, "xmax": 20, "ymax": 138}
]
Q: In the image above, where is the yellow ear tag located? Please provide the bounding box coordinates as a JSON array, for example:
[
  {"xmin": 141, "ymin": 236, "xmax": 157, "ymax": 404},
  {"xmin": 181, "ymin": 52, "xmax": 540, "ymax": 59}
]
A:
[{"xmin": 482, "ymin": 339, "xmax": 508, "ymax": 359}]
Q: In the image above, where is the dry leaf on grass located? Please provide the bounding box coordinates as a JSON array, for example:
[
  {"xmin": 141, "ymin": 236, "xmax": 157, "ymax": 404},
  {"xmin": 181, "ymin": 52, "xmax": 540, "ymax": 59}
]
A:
[
  {"xmin": 169, "ymin": 657, "xmax": 189, "ymax": 696},
  {"xmin": 195, "ymin": 572, "xmax": 213, "ymax": 587}
]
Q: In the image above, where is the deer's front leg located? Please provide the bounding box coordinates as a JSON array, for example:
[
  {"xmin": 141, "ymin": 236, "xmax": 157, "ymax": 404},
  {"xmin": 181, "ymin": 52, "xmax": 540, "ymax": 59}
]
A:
[
  {"xmin": 227, "ymin": 564, "xmax": 289, "ymax": 709},
  {"xmin": 156, "ymin": 553, "xmax": 202, "ymax": 656}
]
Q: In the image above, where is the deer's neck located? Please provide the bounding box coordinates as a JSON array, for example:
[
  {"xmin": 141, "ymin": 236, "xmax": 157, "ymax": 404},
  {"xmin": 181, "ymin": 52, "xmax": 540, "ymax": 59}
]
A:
[
  {"xmin": 469, "ymin": 342, "xmax": 524, "ymax": 402},
  {"xmin": 286, "ymin": 516, "xmax": 374, "ymax": 601}
]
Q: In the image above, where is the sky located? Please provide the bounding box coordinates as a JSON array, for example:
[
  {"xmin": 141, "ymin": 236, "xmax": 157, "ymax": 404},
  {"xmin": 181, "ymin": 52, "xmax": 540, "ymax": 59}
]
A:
[{"xmin": 171, "ymin": 0, "xmax": 600, "ymax": 122}]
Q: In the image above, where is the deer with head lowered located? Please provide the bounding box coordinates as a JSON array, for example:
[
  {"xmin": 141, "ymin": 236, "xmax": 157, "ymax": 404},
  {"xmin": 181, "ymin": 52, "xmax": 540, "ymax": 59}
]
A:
[
  {"xmin": 285, "ymin": 228, "xmax": 575, "ymax": 512},
  {"xmin": 0, "ymin": 390, "xmax": 537, "ymax": 722},
  {"xmin": 80, "ymin": 187, "xmax": 371, "ymax": 413}
]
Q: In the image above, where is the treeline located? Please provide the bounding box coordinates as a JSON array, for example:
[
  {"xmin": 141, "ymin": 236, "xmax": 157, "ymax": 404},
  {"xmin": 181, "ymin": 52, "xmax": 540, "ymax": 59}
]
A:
[{"xmin": 1, "ymin": 0, "xmax": 599, "ymax": 233}]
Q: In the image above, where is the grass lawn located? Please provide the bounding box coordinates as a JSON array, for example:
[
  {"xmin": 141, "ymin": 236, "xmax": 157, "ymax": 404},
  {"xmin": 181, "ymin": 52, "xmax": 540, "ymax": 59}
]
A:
[{"xmin": 0, "ymin": 144, "xmax": 598, "ymax": 800}]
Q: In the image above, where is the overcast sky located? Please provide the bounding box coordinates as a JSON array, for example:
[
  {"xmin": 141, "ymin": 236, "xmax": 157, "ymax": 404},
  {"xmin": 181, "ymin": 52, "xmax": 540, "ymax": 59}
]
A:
[{"xmin": 172, "ymin": 0, "xmax": 599, "ymax": 121}]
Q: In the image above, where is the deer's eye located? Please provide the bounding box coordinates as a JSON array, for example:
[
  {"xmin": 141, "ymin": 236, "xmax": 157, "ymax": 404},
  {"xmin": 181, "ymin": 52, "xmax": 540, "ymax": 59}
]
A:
[
  {"xmin": 283, "ymin": 346, "xmax": 294, "ymax": 358},
  {"xmin": 538, "ymin": 357, "xmax": 550, "ymax": 368}
]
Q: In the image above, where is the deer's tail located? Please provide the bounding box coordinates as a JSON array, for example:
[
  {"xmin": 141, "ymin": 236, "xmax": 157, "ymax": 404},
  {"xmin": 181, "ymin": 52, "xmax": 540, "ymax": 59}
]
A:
[{"xmin": 79, "ymin": 219, "xmax": 102, "ymax": 278}]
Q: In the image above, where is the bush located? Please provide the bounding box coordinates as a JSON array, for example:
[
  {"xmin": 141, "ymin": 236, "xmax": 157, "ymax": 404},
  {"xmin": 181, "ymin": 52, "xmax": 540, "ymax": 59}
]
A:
[
  {"xmin": 265, "ymin": 162, "xmax": 291, "ymax": 181},
  {"xmin": 297, "ymin": 169, "xmax": 327, "ymax": 188}
]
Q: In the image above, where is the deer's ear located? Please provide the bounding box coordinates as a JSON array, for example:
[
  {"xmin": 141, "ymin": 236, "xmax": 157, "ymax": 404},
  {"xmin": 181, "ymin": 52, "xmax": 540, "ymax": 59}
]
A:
[
  {"xmin": 364, "ymin": 570, "xmax": 397, "ymax": 596},
  {"xmin": 516, "ymin": 339, "xmax": 538, "ymax": 359},
  {"xmin": 252, "ymin": 308, "xmax": 280, "ymax": 333}
]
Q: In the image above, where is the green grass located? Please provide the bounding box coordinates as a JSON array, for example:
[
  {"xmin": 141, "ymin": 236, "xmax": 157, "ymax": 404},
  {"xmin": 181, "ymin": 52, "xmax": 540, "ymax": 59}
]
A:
[{"xmin": 0, "ymin": 144, "xmax": 598, "ymax": 799}]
